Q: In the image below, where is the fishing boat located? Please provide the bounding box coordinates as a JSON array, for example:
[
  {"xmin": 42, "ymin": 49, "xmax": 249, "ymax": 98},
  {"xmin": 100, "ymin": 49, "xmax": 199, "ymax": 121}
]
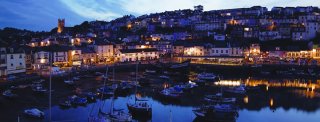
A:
[
  {"xmin": 159, "ymin": 86, "xmax": 183, "ymax": 99},
  {"xmin": 175, "ymin": 81, "xmax": 198, "ymax": 91},
  {"xmin": 99, "ymin": 109, "xmax": 132, "ymax": 122},
  {"xmin": 169, "ymin": 60, "xmax": 191, "ymax": 69},
  {"xmin": 127, "ymin": 61, "xmax": 152, "ymax": 118},
  {"xmin": 193, "ymin": 79, "xmax": 206, "ymax": 85},
  {"xmin": 224, "ymin": 85, "xmax": 246, "ymax": 94},
  {"xmin": 31, "ymin": 84, "xmax": 48, "ymax": 93},
  {"xmin": 101, "ymin": 74, "xmax": 108, "ymax": 79},
  {"xmin": 85, "ymin": 92, "xmax": 97, "ymax": 101},
  {"xmin": 99, "ymin": 82, "xmax": 132, "ymax": 121},
  {"xmin": 69, "ymin": 95, "xmax": 87, "ymax": 105},
  {"xmin": 32, "ymin": 79, "xmax": 45, "ymax": 84},
  {"xmin": 197, "ymin": 72, "xmax": 218, "ymax": 80},
  {"xmin": 118, "ymin": 81, "xmax": 134, "ymax": 91},
  {"xmin": 59, "ymin": 99, "xmax": 72, "ymax": 107},
  {"xmin": 145, "ymin": 69, "xmax": 156, "ymax": 74},
  {"xmin": 97, "ymin": 86, "xmax": 115, "ymax": 96},
  {"xmin": 24, "ymin": 108, "xmax": 45, "ymax": 118},
  {"xmin": 204, "ymin": 93, "xmax": 236, "ymax": 103},
  {"xmin": 193, "ymin": 104, "xmax": 238, "ymax": 121},
  {"xmin": 127, "ymin": 100, "xmax": 152, "ymax": 117},
  {"xmin": 64, "ymin": 79, "xmax": 75, "ymax": 85},
  {"xmin": 2, "ymin": 89, "xmax": 18, "ymax": 98}
]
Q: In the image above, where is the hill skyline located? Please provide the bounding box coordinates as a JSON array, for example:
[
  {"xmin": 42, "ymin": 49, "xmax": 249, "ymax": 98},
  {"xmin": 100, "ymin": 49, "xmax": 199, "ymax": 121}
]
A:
[{"xmin": 0, "ymin": 0, "xmax": 319, "ymax": 31}]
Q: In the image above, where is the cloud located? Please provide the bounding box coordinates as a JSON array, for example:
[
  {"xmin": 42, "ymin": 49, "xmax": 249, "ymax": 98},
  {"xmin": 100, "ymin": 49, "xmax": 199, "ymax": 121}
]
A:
[
  {"xmin": 0, "ymin": 0, "xmax": 87, "ymax": 31},
  {"xmin": 0, "ymin": 0, "xmax": 319, "ymax": 31},
  {"xmin": 59, "ymin": 0, "xmax": 127, "ymax": 21}
]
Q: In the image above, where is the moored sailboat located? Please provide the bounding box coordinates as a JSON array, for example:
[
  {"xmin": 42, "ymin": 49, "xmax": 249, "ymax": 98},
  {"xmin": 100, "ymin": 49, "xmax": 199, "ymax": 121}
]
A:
[{"xmin": 127, "ymin": 61, "xmax": 152, "ymax": 118}]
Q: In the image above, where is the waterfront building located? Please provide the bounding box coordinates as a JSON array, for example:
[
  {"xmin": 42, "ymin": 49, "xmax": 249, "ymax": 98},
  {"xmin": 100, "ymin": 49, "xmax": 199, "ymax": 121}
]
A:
[
  {"xmin": 68, "ymin": 48, "xmax": 82, "ymax": 66},
  {"xmin": 117, "ymin": 48, "xmax": 159, "ymax": 62},
  {"xmin": 33, "ymin": 51, "xmax": 50, "ymax": 70},
  {"xmin": 81, "ymin": 48, "xmax": 96, "ymax": 65},
  {"xmin": 20, "ymin": 46, "xmax": 34, "ymax": 70},
  {"xmin": 6, "ymin": 47, "xmax": 26, "ymax": 75},
  {"xmin": 93, "ymin": 39, "xmax": 114, "ymax": 63},
  {"xmin": 53, "ymin": 48, "xmax": 69, "ymax": 67}
]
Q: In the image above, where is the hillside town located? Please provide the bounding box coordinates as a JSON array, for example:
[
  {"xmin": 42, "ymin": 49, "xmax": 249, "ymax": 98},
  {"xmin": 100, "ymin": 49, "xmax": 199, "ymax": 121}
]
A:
[
  {"xmin": 1, "ymin": 5, "xmax": 320, "ymax": 77},
  {"xmin": 2, "ymin": 3, "xmax": 320, "ymax": 122}
]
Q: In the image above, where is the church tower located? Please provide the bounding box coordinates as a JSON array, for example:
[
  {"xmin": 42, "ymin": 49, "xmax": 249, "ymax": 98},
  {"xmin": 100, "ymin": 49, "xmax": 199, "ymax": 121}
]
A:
[{"xmin": 57, "ymin": 18, "xmax": 65, "ymax": 33}]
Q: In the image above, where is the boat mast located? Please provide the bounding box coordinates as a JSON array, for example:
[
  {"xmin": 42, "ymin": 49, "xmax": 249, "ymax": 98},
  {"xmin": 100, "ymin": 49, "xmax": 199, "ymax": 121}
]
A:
[
  {"xmin": 135, "ymin": 60, "xmax": 138, "ymax": 104},
  {"xmin": 100, "ymin": 67, "xmax": 109, "ymax": 101},
  {"xmin": 113, "ymin": 64, "xmax": 115, "ymax": 81},
  {"xmin": 110, "ymin": 63, "xmax": 116, "ymax": 114},
  {"xmin": 49, "ymin": 51, "xmax": 52, "ymax": 122}
]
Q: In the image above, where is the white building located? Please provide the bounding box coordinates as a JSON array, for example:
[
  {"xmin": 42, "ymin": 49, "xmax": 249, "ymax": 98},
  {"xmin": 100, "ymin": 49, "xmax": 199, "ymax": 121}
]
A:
[
  {"xmin": 33, "ymin": 51, "xmax": 50, "ymax": 70},
  {"xmin": 117, "ymin": 48, "xmax": 159, "ymax": 62},
  {"xmin": 52, "ymin": 48, "xmax": 69, "ymax": 67},
  {"xmin": 209, "ymin": 47, "xmax": 243, "ymax": 57},
  {"xmin": 94, "ymin": 39, "xmax": 114, "ymax": 62},
  {"xmin": 6, "ymin": 48, "xmax": 26, "ymax": 75}
]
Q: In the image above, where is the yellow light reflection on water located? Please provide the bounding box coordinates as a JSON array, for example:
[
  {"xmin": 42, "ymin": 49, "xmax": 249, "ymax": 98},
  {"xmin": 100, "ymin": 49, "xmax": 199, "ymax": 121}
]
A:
[
  {"xmin": 270, "ymin": 98, "xmax": 274, "ymax": 107},
  {"xmin": 163, "ymin": 83, "xmax": 170, "ymax": 88},
  {"xmin": 136, "ymin": 93, "xmax": 142, "ymax": 99},
  {"xmin": 244, "ymin": 96, "xmax": 249, "ymax": 104}
]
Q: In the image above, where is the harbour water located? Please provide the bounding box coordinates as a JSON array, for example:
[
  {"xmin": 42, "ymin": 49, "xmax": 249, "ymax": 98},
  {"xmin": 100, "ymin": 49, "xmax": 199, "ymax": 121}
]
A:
[
  {"xmin": 7, "ymin": 66, "xmax": 320, "ymax": 122},
  {"xmin": 42, "ymin": 77, "xmax": 320, "ymax": 122}
]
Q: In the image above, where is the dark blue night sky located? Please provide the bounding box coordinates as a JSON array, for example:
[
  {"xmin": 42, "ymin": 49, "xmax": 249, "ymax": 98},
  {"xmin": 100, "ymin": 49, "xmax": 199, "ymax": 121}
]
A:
[{"xmin": 0, "ymin": 0, "xmax": 318, "ymax": 31}]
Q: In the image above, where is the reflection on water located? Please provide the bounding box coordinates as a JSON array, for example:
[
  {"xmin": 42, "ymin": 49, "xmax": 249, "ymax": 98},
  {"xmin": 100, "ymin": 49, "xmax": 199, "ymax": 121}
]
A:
[
  {"xmin": 37, "ymin": 72, "xmax": 320, "ymax": 122},
  {"xmin": 244, "ymin": 96, "xmax": 249, "ymax": 104},
  {"xmin": 270, "ymin": 98, "xmax": 274, "ymax": 107}
]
